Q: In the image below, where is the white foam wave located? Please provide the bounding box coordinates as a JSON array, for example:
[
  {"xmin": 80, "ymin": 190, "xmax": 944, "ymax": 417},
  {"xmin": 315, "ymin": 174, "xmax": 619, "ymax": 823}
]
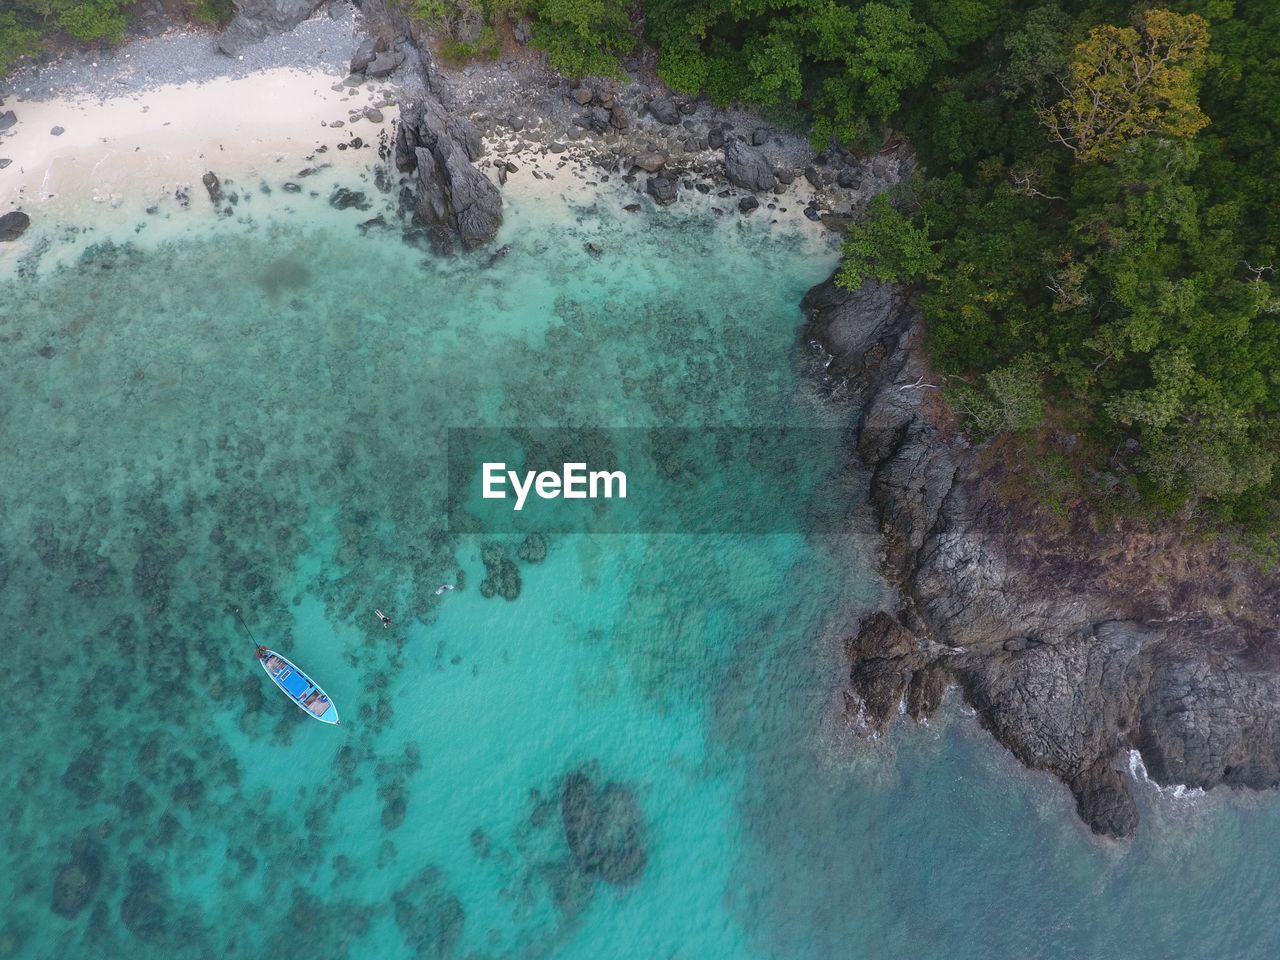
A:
[{"xmin": 1127, "ymin": 749, "xmax": 1206, "ymax": 799}]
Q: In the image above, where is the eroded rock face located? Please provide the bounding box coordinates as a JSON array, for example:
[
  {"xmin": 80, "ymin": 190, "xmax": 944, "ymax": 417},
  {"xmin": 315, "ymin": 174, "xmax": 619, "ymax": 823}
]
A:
[
  {"xmin": 805, "ymin": 272, "xmax": 1280, "ymax": 839},
  {"xmin": 560, "ymin": 768, "xmax": 647, "ymax": 886},
  {"xmin": 845, "ymin": 611, "xmax": 925, "ymax": 731},
  {"xmin": 218, "ymin": 0, "xmax": 327, "ymax": 54},
  {"xmin": 397, "ymin": 100, "xmax": 502, "ymax": 251}
]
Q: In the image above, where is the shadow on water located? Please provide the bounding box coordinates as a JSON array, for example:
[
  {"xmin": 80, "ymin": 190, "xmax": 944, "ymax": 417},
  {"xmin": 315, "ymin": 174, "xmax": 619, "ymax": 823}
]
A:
[{"xmin": 256, "ymin": 257, "xmax": 313, "ymax": 301}]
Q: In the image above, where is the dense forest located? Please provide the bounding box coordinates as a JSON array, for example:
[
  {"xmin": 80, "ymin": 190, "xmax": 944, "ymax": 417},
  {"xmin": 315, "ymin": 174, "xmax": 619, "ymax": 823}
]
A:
[
  {"xmin": 3, "ymin": 0, "xmax": 1277, "ymax": 546},
  {"xmin": 641, "ymin": 0, "xmax": 1279, "ymax": 545},
  {"xmin": 504, "ymin": 0, "xmax": 1280, "ymax": 544}
]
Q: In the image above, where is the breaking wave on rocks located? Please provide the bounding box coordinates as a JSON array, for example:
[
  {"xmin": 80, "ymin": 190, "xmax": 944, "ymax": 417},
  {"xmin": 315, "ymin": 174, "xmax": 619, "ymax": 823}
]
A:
[{"xmin": 1128, "ymin": 750, "xmax": 1208, "ymax": 801}]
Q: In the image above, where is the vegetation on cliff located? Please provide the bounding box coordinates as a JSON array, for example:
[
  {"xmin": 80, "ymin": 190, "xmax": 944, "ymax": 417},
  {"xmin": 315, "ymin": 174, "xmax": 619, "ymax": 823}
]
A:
[
  {"xmin": 0, "ymin": 0, "xmax": 234, "ymax": 72},
  {"xmin": 390, "ymin": 0, "xmax": 1279, "ymax": 540},
  {"xmin": 635, "ymin": 0, "xmax": 1279, "ymax": 541}
]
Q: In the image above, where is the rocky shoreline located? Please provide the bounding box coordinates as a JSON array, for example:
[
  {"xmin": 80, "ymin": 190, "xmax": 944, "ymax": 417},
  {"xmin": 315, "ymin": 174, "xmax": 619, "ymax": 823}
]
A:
[
  {"xmin": 803, "ymin": 276, "xmax": 1280, "ymax": 838},
  {"xmin": 343, "ymin": 0, "xmax": 907, "ymax": 251},
  {"xmin": 9, "ymin": 0, "xmax": 1278, "ymax": 841}
]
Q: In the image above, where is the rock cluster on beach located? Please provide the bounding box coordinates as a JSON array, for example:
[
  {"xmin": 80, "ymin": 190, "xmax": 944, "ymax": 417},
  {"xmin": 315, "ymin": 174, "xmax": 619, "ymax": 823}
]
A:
[
  {"xmin": 395, "ymin": 97, "xmax": 503, "ymax": 251},
  {"xmin": 342, "ymin": 0, "xmax": 890, "ymax": 243},
  {"xmin": 802, "ymin": 270, "xmax": 1280, "ymax": 839}
]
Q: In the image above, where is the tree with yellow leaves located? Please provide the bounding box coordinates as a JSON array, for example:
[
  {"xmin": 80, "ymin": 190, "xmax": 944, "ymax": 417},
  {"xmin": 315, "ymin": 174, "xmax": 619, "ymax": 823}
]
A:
[{"xmin": 1039, "ymin": 9, "xmax": 1210, "ymax": 163}]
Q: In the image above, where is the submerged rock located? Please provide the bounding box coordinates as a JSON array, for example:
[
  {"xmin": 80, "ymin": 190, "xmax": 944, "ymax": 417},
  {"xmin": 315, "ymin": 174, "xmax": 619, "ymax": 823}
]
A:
[
  {"xmin": 202, "ymin": 171, "xmax": 222, "ymax": 205},
  {"xmin": 392, "ymin": 868, "xmax": 465, "ymax": 959},
  {"xmin": 517, "ymin": 532, "xmax": 547, "ymax": 563},
  {"xmin": 0, "ymin": 211, "xmax": 31, "ymax": 242},
  {"xmin": 479, "ymin": 542, "xmax": 520, "ymax": 600},
  {"xmin": 329, "ymin": 187, "xmax": 371, "ymax": 211},
  {"xmin": 1071, "ymin": 760, "xmax": 1139, "ymax": 840},
  {"xmin": 120, "ymin": 862, "xmax": 170, "ymax": 943},
  {"xmin": 51, "ymin": 841, "xmax": 102, "ymax": 919},
  {"xmin": 560, "ymin": 768, "xmax": 647, "ymax": 885}
]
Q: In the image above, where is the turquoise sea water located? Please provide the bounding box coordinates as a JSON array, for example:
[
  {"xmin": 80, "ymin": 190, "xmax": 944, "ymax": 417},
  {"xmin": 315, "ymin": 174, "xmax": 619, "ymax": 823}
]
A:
[{"xmin": 3, "ymin": 175, "xmax": 1280, "ymax": 959}]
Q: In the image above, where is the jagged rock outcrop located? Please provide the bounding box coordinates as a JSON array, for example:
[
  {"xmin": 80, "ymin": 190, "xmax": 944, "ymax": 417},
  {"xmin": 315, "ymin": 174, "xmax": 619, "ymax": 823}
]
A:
[
  {"xmin": 723, "ymin": 138, "xmax": 776, "ymax": 193},
  {"xmin": 218, "ymin": 0, "xmax": 327, "ymax": 54},
  {"xmin": 804, "ymin": 273, "xmax": 1280, "ymax": 839},
  {"xmin": 395, "ymin": 99, "xmax": 502, "ymax": 251}
]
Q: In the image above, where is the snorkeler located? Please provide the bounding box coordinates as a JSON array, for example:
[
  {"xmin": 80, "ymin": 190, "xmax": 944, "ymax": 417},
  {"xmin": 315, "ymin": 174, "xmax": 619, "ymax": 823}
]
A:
[
  {"xmin": 375, "ymin": 609, "xmax": 392, "ymax": 628},
  {"xmin": 434, "ymin": 584, "xmax": 455, "ymax": 596}
]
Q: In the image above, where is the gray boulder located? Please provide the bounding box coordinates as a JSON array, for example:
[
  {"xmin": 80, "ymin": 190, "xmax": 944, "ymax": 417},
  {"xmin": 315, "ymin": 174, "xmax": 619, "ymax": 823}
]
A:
[
  {"xmin": 366, "ymin": 49, "xmax": 406, "ymax": 78},
  {"xmin": 648, "ymin": 97, "xmax": 681, "ymax": 125},
  {"xmin": 646, "ymin": 175, "xmax": 677, "ymax": 206},
  {"xmin": 218, "ymin": 0, "xmax": 327, "ymax": 54},
  {"xmin": 633, "ymin": 152, "xmax": 666, "ymax": 173},
  {"xmin": 0, "ymin": 211, "xmax": 31, "ymax": 241},
  {"xmin": 349, "ymin": 37, "xmax": 378, "ymax": 74},
  {"xmin": 723, "ymin": 139, "xmax": 776, "ymax": 192},
  {"xmin": 201, "ymin": 171, "xmax": 222, "ymax": 204},
  {"xmin": 0, "ymin": 110, "xmax": 16, "ymax": 132},
  {"xmin": 837, "ymin": 166, "xmax": 862, "ymax": 189}
]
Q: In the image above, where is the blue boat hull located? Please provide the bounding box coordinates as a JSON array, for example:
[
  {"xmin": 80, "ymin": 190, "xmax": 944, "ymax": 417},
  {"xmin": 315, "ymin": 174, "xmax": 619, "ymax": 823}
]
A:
[{"xmin": 258, "ymin": 648, "xmax": 341, "ymax": 725}]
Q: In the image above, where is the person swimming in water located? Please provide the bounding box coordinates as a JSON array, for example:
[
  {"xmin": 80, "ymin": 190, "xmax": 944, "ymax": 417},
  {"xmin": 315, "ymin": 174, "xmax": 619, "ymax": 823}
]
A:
[
  {"xmin": 434, "ymin": 584, "xmax": 454, "ymax": 596},
  {"xmin": 375, "ymin": 609, "xmax": 392, "ymax": 627}
]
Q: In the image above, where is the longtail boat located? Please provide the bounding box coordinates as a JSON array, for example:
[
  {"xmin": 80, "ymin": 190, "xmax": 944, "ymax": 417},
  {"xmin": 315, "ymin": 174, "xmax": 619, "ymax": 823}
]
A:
[{"xmin": 256, "ymin": 646, "xmax": 341, "ymax": 725}]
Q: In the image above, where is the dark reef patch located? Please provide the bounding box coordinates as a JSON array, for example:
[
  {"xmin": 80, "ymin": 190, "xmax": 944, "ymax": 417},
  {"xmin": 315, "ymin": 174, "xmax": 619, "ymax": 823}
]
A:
[{"xmin": 560, "ymin": 764, "xmax": 647, "ymax": 886}]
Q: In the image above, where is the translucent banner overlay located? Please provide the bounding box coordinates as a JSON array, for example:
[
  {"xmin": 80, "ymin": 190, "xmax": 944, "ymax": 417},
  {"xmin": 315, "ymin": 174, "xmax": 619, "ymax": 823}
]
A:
[{"xmin": 446, "ymin": 427, "xmax": 856, "ymax": 534}]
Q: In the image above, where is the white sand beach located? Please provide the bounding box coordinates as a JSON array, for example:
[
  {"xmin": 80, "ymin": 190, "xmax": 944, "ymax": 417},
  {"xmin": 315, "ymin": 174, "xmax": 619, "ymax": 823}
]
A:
[{"xmin": 0, "ymin": 67, "xmax": 396, "ymax": 218}]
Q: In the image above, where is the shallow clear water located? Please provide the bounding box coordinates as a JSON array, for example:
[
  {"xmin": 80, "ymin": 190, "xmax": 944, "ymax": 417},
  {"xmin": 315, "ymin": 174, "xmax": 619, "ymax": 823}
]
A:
[{"xmin": 2, "ymin": 177, "xmax": 1279, "ymax": 959}]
